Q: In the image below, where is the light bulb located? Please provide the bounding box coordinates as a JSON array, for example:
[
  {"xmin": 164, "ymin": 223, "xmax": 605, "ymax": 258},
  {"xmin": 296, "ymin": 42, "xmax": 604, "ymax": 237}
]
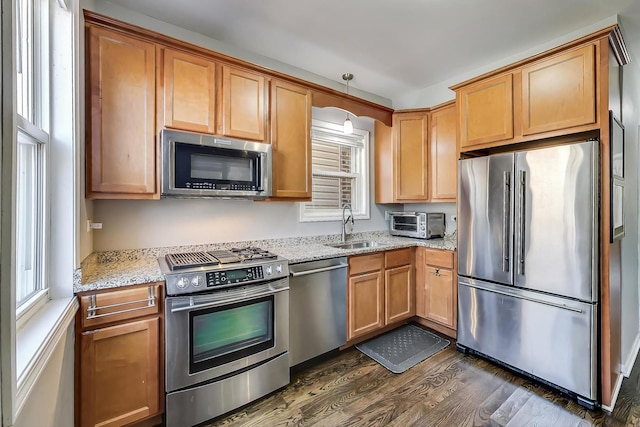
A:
[{"xmin": 343, "ymin": 116, "xmax": 353, "ymax": 135}]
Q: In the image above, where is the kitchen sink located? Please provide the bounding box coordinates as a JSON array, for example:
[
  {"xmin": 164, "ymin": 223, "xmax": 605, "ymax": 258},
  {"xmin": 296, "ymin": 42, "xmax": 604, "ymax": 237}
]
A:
[{"xmin": 326, "ymin": 241, "xmax": 386, "ymax": 250}]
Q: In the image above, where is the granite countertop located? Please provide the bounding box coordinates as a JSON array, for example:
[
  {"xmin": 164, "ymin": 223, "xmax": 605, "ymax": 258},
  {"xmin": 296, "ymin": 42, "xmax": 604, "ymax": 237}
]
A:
[{"xmin": 74, "ymin": 231, "xmax": 456, "ymax": 293}]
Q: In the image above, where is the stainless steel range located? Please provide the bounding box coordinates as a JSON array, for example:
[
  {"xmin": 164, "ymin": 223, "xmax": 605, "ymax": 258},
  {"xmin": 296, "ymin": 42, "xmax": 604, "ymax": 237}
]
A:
[{"xmin": 159, "ymin": 247, "xmax": 289, "ymax": 427}]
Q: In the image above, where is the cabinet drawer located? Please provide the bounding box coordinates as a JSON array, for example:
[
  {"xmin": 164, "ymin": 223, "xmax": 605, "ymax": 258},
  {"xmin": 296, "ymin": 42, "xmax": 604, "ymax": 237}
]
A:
[
  {"xmin": 80, "ymin": 283, "xmax": 161, "ymax": 330},
  {"xmin": 349, "ymin": 253, "xmax": 384, "ymax": 276},
  {"xmin": 385, "ymin": 248, "xmax": 413, "ymax": 268},
  {"xmin": 423, "ymin": 249, "xmax": 454, "ymax": 269}
]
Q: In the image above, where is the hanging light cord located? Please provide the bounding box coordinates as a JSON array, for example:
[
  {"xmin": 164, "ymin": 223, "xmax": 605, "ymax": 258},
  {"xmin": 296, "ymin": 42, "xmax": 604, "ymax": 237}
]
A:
[{"xmin": 342, "ymin": 73, "xmax": 354, "ymax": 134}]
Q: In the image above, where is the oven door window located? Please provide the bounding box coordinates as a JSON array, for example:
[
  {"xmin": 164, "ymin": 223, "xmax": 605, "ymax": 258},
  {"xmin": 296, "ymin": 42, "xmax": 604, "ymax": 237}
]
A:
[
  {"xmin": 393, "ymin": 216, "xmax": 418, "ymax": 232},
  {"xmin": 189, "ymin": 295, "xmax": 274, "ymax": 374},
  {"xmin": 174, "ymin": 142, "xmax": 262, "ymax": 189}
]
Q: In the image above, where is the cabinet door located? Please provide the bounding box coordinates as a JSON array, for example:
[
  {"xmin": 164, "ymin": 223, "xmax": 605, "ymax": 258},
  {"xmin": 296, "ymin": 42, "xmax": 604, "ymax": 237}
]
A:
[
  {"xmin": 347, "ymin": 271, "xmax": 384, "ymax": 340},
  {"xmin": 80, "ymin": 318, "xmax": 160, "ymax": 427},
  {"xmin": 270, "ymin": 80, "xmax": 312, "ymax": 199},
  {"xmin": 86, "ymin": 26, "xmax": 156, "ymax": 198},
  {"xmin": 161, "ymin": 48, "xmax": 216, "ymax": 133},
  {"xmin": 219, "ymin": 65, "xmax": 266, "ymax": 141},
  {"xmin": 430, "ymin": 105, "xmax": 457, "ymax": 201},
  {"xmin": 385, "ymin": 265, "xmax": 414, "ymax": 324},
  {"xmin": 458, "ymin": 74, "xmax": 513, "ymax": 148},
  {"xmin": 424, "ymin": 266, "xmax": 454, "ymax": 328},
  {"xmin": 393, "ymin": 112, "xmax": 428, "ymax": 201},
  {"xmin": 521, "ymin": 44, "xmax": 596, "ymax": 135}
]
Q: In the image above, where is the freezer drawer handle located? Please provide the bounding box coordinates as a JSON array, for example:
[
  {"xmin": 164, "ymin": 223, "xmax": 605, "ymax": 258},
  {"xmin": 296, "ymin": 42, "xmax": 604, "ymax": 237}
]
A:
[
  {"xmin": 463, "ymin": 282, "xmax": 584, "ymax": 313},
  {"xmin": 502, "ymin": 171, "xmax": 511, "ymax": 272},
  {"xmin": 290, "ymin": 263, "xmax": 348, "ymax": 277},
  {"xmin": 518, "ymin": 170, "xmax": 526, "ymax": 275}
]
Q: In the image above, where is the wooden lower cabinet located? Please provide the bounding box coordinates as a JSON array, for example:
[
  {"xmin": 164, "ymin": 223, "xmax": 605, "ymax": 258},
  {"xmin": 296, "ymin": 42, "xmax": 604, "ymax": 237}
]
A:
[
  {"xmin": 77, "ymin": 283, "xmax": 163, "ymax": 427},
  {"xmin": 422, "ymin": 266, "xmax": 454, "ymax": 327},
  {"xmin": 347, "ymin": 270, "xmax": 385, "ymax": 340},
  {"xmin": 347, "ymin": 249, "xmax": 415, "ymax": 341},
  {"xmin": 416, "ymin": 248, "xmax": 457, "ymax": 336},
  {"xmin": 80, "ymin": 318, "xmax": 160, "ymax": 427},
  {"xmin": 385, "ymin": 265, "xmax": 414, "ymax": 324}
]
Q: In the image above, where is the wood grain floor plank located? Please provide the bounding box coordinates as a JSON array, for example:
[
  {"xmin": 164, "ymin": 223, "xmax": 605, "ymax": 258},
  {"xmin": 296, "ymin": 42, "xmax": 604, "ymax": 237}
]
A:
[{"xmin": 206, "ymin": 328, "xmax": 640, "ymax": 427}]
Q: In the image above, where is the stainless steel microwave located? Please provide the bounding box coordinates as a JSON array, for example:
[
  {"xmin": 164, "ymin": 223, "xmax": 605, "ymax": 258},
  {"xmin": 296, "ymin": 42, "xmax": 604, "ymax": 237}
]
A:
[
  {"xmin": 388, "ymin": 212, "xmax": 445, "ymax": 239},
  {"xmin": 161, "ymin": 129, "xmax": 272, "ymax": 198}
]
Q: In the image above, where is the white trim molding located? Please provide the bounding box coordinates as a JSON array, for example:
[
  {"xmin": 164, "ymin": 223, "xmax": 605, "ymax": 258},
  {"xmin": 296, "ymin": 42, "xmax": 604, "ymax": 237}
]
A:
[
  {"xmin": 14, "ymin": 297, "xmax": 78, "ymax": 419},
  {"xmin": 622, "ymin": 331, "xmax": 640, "ymax": 378},
  {"xmin": 602, "ymin": 372, "xmax": 624, "ymax": 413}
]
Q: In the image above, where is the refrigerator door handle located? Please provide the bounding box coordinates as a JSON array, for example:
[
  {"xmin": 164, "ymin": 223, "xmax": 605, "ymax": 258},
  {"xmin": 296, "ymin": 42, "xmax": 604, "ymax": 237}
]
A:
[
  {"xmin": 462, "ymin": 281, "xmax": 584, "ymax": 313},
  {"xmin": 502, "ymin": 171, "xmax": 511, "ymax": 272},
  {"xmin": 518, "ymin": 170, "xmax": 526, "ymax": 275}
]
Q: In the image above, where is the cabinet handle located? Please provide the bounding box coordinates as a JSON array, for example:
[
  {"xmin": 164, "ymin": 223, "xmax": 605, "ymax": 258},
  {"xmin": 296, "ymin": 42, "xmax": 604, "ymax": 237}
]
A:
[
  {"xmin": 87, "ymin": 285, "xmax": 156, "ymax": 320},
  {"xmin": 434, "ymin": 268, "xmax": 440, "ymax": 276}
]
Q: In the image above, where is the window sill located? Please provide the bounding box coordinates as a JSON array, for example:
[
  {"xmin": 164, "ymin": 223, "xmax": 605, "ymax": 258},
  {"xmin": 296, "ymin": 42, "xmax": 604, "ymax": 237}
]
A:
[{"xmin": 15, "ymin": 296, "xmax": 78, "ymax": 416}]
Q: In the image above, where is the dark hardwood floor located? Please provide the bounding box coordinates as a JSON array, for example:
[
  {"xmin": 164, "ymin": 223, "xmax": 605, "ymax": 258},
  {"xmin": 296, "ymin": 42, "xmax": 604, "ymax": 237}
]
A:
[{"xmin": 206, "ymin": 327, "xmax": 640, "ymax": 426}]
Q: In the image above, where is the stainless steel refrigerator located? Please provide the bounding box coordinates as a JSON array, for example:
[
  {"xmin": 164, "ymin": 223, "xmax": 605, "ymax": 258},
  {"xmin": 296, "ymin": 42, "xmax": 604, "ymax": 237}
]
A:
[{"xmin": 457, "ymin": 140, "xmax": 598, "ymax": 407}]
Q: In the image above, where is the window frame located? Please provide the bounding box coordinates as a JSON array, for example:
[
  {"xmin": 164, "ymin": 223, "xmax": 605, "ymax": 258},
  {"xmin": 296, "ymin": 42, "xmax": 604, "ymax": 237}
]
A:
[
  {"xmin": 299, "ymin": 119, "xmax": 370, "ymax": 222},
  {"xmin": 14, "ymin": 0, "xmax": 50, "ymax": 323}
]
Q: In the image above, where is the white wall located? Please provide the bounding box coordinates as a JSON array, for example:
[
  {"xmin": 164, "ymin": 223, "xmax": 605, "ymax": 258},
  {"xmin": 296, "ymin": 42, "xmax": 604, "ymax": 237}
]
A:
[
  {"xmin": 93, "ymin": 110, "xmax": 402, "ymax": 251},
  {"xmin": 13, "ymin": 323, "xmax": 74, "ymax": 427},
  {"xmin": 81, "ymin": 0, "xmax": 391, "ymax": 109},
  {"xmin": 394, "ymin": 15, "xmax": 619, "ymax": 109},
  {"xmin": 620, "ymin": 55, "xmax": 640, "ymax": 373}
]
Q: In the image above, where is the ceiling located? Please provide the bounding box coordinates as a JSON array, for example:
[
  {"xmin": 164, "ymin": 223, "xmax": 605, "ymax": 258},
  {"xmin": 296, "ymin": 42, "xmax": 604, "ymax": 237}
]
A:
[{"xmin": 109, "ymin": 0, "xmax": 640, "ymax": 105}]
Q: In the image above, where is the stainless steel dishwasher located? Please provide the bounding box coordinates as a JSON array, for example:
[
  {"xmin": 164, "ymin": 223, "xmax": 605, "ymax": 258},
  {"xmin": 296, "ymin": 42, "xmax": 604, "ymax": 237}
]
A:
[{"xmin": 288, "ymin": 257, "xmax": 347, "ymax": 367}]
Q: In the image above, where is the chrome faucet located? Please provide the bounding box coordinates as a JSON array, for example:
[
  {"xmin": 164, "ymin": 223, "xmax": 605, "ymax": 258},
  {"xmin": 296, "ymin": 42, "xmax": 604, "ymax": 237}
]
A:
[{"xmin": 341, "ymin": 203, "xmax": 354, "ymax": 242}]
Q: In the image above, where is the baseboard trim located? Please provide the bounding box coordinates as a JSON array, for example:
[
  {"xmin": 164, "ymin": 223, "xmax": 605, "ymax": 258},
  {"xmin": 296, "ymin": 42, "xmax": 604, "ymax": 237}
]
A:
[
  {"xmin": 602, "ymin": 373, "xmax": 624, "ymax": 412},
  {"xmin": 622, "ymin": 331, "xmax": 640, "ymax": 377}
]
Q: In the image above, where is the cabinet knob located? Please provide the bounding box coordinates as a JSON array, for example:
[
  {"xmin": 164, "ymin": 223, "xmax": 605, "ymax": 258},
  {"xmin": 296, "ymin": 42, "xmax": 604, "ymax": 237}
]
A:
[{"xmin": 434, "ymin": 268, "xmax": 440, "ymax": 276}]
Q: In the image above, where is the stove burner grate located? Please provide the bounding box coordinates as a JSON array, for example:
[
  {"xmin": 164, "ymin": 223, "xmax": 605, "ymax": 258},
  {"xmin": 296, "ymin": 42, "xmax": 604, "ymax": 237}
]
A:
[
  {"xmin": 165, "ymin": 252, "xmax": 217, "ymax": 270},
  {"xmin": 230, "ymin": 246, "xmax": 278, "ymax": 261},
  {"xmin": 164, "ymin": 247, "xmax": 278, "ymax": 271}
]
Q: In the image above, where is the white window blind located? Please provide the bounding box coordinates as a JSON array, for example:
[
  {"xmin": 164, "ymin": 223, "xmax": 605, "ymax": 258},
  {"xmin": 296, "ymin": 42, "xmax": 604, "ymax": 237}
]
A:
[{"xmin": 300, "ymin": 120, "xmax": 369, "ymax": 222}]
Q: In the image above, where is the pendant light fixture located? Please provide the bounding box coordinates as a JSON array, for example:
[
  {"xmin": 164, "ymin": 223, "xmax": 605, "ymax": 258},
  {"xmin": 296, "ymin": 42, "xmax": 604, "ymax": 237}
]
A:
[{"xmin": 342, "ymin": 73, "xmax": 354, "ymax": 135}]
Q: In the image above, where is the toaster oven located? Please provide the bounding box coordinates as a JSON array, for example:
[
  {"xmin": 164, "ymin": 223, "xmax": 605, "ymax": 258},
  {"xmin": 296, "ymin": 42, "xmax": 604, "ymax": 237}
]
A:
[{"xmin": 388, "ymin": 212, "xmax": 445, "ymax": 239}]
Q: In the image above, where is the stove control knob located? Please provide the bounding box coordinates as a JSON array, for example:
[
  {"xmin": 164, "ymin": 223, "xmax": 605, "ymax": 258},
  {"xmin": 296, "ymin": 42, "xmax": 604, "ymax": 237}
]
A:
[
  {"xmin": 176, "ymin": 277, "xmax": 189, "ymax": 289},
  {"xmin": 265, "ymin": 266, "xmax": 273, "ymax": 276},
  {"xmin": 275, "ymin": 264, "xmax": 283, "ymax": 274},
  {"xmin": 191, "ymin": 276, "xmax": 202, "ymax": 287}
]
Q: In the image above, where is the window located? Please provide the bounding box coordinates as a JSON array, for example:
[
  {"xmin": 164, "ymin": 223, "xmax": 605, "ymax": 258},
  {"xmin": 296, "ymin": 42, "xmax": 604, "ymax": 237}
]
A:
[
  {"xmin": 300, "ymin": 120, "xmax": 369, "ymax": 222},
  {"xmin": 15, "ymin": 0, "xmax": 49, "ymax": 311}
]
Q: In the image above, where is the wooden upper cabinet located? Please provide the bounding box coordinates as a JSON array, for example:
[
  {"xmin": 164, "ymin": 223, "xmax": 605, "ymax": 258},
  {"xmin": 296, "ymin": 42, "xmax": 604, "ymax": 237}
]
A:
[
  {"xmin": 161, "ymin": 48, "xmax": 216, "ymax": 134},
  {"xmin": 374, "ymin": 120, "xmax": 394, "ymax": 204},
  {"xmin": 219, "ymin": 65, "xmax": 267, "ymax": 141},
  {"xmin": 393, "ymin": 112, "xmax": 429, "ymax": 201},
  {"xmin": 80, "ymin": 317, "xmax": 160, "ymax": 427},
  {"xmin": 458, "ymin": 73, "xmax": 514, "ymax": 148},
  {"xmin": 430, "ymin": 104, "xmax": 457, "ymax": 201},
  {"xmin": 270, "ymin": 80, "xmax": 312, "ymax": 199},
  {"xmin": 521, "ymin": 44, "xmax": 596, "ymax": 135},
  {"xmin": 86, "ymin": 25, "xmax": 157, "ymax": 198}
]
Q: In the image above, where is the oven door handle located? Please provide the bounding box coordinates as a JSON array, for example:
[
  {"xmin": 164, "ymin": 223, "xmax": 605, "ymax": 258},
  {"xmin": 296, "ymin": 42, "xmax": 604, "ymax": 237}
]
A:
[{"xmin": 169, "ymin": 285, "xmax": 288, "ymax": 313}]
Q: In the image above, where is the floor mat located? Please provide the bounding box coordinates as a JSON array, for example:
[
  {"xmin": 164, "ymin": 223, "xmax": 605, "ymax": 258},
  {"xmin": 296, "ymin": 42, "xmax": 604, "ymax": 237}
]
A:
[{"xmin": 355, "ymin": 324, "xmax": 450, "ymax": 374}]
